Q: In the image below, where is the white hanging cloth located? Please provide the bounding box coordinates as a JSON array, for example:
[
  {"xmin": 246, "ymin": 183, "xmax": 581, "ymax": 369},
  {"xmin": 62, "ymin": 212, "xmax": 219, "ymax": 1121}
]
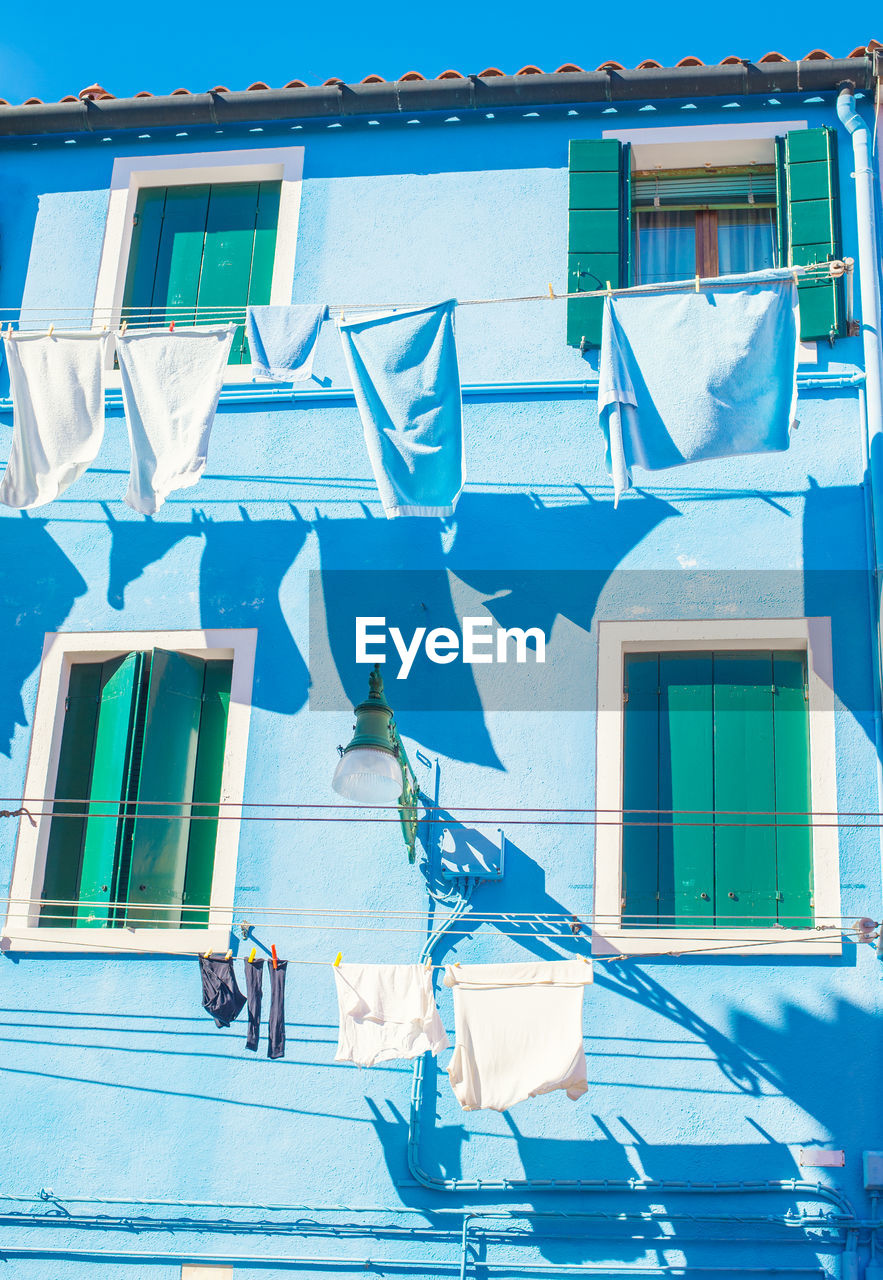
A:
[
  {"xmin": 0, "ymin": 330, "xmax": 112, "ymax": 508},
  {"xmin": 116, "ymin": 324, "xmax": 235, "ymax": 514},
  {"xmin": 444, "ymin": 959, "xmax": 593, "ymax": 1111}
]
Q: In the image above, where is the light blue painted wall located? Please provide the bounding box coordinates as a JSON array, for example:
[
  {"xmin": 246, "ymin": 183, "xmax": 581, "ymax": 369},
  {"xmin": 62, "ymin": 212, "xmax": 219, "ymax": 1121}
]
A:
[{"xmin": 0, "ymin": 88, "xmax": 880, "ymax": 1278}]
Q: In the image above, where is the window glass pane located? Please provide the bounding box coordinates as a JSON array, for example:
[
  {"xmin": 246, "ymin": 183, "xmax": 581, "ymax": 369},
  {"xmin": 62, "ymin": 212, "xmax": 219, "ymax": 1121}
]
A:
[
  {"xmin": 633, "ymin": 211, "xmax": 696, "ymax": 285},
  {"xmin": 717, "ymin": 208, "xmax": 777, "ymax": 275}
]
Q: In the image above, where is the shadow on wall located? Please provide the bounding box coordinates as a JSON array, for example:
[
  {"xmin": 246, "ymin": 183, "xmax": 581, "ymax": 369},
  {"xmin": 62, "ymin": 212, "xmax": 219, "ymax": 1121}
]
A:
[
  {"xmin": 802, "ymin": 476, "xmax": 878, "ymax": 750},
  {"xmin": 105, "ymin": 505, "xmax": 311, "ymax": 717},
  {"xmin": 0, "ymin": 513, "xmax": 87, "ymax": 757}
]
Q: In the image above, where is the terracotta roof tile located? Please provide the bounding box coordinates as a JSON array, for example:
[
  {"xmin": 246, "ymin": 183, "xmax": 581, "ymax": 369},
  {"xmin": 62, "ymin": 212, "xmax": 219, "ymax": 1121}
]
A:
[
  {"xmin": 6, "ymin": 43, "xmax": 879, "ymax": 107},
  {"xmin": 79, "ymin": 83, "xmax": 114, "ymax": 100}
]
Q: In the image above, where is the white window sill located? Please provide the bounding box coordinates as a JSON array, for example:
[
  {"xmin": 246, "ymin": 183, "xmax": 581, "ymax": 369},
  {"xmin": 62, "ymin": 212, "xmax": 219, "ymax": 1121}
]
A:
[
  {"xmin": 592, "ymin": 927, "xmax": 842, "ymax": 958},
  {"xmin": 1, "ymin": 926, "xmax": 233, "ymax": 955}
]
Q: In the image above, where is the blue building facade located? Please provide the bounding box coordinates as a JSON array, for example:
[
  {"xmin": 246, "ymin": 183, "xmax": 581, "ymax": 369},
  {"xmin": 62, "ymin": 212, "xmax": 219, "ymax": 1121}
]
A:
[{"xmin": 0, "ymin": 45, "xmax": 882, "ymax": 1279}]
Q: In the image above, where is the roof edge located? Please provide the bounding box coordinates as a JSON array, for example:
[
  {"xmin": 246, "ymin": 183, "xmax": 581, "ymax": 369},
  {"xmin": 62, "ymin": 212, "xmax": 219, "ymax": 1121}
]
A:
[{"xmin": 0, "ymin": 55, "xmax": 878, "ymax": 138}]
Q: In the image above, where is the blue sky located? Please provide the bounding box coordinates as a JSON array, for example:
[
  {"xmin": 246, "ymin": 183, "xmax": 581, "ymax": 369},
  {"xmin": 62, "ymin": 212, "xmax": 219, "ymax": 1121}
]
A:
[{"xmin": 0, "ymin": 2, "xmax": 879, "ymax": 103}]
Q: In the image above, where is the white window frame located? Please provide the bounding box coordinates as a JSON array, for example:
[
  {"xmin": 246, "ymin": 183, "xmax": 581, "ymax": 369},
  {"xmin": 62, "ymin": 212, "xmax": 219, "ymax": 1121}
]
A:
[
  {"xmin": 2, "ymin": 628, "xmax": 257, "ymax": 955},
  {"xmin": 593, "ymin": 618, "xmax": 841, "ymax": 957},
  {"xmin": 92, "ymin": 147, "xmax": 304, "ymax": 384}
]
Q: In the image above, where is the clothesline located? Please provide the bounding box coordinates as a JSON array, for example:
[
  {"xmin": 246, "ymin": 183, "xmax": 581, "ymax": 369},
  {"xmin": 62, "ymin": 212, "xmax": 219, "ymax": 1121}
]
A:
[
  {"xmin": 0, "ymin": 926, "xmax": 859, "ymax": 965},
  {"xmin": 5, "ymin": 894, "xmax": 863, "ymax": 924},
  {"xmin": 0, "ymin": 260, "xmax": 847, "ymax": 327}
]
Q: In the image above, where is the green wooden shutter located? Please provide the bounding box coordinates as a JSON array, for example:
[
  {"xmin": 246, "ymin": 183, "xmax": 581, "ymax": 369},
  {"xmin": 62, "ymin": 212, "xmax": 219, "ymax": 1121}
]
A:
[
  {"xmin": 622, "ymin": 649, "xmax": 813, "ymax": 930},
  {"xmin": 121, "ymin": 182, "xmax": 281, "ymax": 363},
  {"xmin": 125, "ymin": 650, "xmax": 205, "ymax": 926},
  {"xmin": 713, "ymin": 653, "xmax": 778, "ymax": 928},
  {"xmin": 659, "ymin": 654, "xmax": 714, "ymax": 928},
  {"xmin": 772, "ymin": 653, "xmax": 813, "ymax": 927},
  {"xmin": 76, "ymin": 653, "xmax": 146, "ymax": 927},
  {"xmin": 181, "ymin": 660, "xmax": 233, "ymax": 928},
  {"xmin": 567, "ymin": 139, "xmax": 629, "ymax": 348},
  {"xmin": 40, "ymin": 663, "xmax": 103, "ymax": 926},
  {"xmin": 622, "ymin": 653, "xmax": 660, "ymax": 926},
  {"xmin": 781, "ymin": 127, "xmax": 844, "ymax": 340}
]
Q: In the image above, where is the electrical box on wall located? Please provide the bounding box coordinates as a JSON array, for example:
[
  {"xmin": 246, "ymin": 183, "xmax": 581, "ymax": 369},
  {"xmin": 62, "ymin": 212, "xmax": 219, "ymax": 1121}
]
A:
[
  {"xmin": 440, "ymin": 827, "xmax": 506, "ymax": 881},
  {"xmin": 864, "ymin": 1151, "xmax": 883, "ymax": 1189},
  {"xmin": 799, "ymin": 1148, "xmax": 845, "ymax": 1168}
]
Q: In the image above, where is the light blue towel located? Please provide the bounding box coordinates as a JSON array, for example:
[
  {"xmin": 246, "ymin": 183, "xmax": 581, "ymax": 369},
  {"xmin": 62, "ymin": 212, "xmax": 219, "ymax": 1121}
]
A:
[
  {"xmin": 599, "ymin": 269, "xmax": 800, "ymax": 503},
  {"xmin": 338, "ymin": 300, "xmax": 464, "ymax": 519},
  {"xmin": 245, "ymin": 304, "xmax": 328, "ymax": 381}
]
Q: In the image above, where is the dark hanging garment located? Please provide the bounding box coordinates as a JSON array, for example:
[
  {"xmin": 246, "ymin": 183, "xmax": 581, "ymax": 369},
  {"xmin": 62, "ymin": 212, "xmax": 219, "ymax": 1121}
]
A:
[
  {"xmin": 245, "ymin": 959, "xmax": 265, "ymax": 1052},
  {"xmin": 199, "ymin": 956, "xmax": 246, "ymax": 1028},
  {"xmin": 268, "ymin": 959, "xmax": 287, "ymax": 1060}
]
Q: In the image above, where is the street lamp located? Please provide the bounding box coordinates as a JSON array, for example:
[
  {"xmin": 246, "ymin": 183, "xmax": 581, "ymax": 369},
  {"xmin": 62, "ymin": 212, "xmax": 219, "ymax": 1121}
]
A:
[{"xmin": 332, "ymin": 663, "xmax": 419, "ymax": 862}]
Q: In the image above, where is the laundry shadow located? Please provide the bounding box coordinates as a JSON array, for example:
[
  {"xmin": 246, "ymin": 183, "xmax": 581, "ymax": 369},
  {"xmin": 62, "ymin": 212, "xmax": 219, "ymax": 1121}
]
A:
[
  {"xmin": 802, "ymin": 475, "xmax": 878, "ymax": 752},
  {"xmin": 104, "ymin": 505, "xmax": 204, "ymax": 609},
  {"xmin": 0, "ymin": 513, "xmax": 87, "ymax": 757},
  {"xmin": 102, "ymin": 505, "xmax": 313, "ymax": 716},
  {"xmin": 198, "ymin": 507, "xmax": 312, "ymax": 716}
]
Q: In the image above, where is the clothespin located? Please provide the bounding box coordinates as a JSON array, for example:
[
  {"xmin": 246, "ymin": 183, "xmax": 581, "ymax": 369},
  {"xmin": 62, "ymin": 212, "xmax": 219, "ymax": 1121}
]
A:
[
  {"xmin": 605, "ymin": 281, "xmax": 612, "ymax": 298},
  {"xmin": 547, "ymin": 283, "xmax": 555, "ymax": 299},
  {"xmin": 695, "ymin": 275, "xmax": 701, "ymax": 293},
  {"xmin": 224, "ymin": 948, "xmax": 233, "ymax": 960},
  {"xmin": 271, "ymin": 944, "xmax": 278, "ymax": 970},
  {"xmin": 248, "ymin": 946, "xmax": 257, "ymax": 963},
  {"xmin": 4, "ymin": 324, "xmax": 12, "ymax": 339},
  {"xmin": 48, "ymin": 324, "xmax": 55, "ymax": 337},
  {"xmin": 333, "ymin": 951, "xmax": 342, "ymax": 968},
  {"xmin": 169, "ymin": 320, "xmax": 175, "ymax": 332},
  {"xmin": 120, "ymin": 320, "xmax": 128, "ymax": 336},
  {"xmin": 203, "ymin": 948, "xmax": 213, "ymax": 959}
]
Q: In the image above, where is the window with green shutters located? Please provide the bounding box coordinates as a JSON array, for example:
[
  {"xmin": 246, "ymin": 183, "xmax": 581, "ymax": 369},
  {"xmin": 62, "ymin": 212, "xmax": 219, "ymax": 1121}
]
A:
[
  {"xmin": 121, "ymin": 181, "xmax": 281, "ymax": 364},
  {"xmin": 621, "ymin": 649, "xmax": 813, "ymax": 930},
  {"xmin": 567, "ymin": 127, "xmax": 843, "ymax": 347},
  {"xmin": 39, "ymin": 650, "xmax": 233, "ymax": 930}
]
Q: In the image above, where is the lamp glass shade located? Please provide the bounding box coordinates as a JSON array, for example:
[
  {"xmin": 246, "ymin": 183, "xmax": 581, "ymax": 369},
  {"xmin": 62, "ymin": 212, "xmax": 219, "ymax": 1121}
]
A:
[{"xmin": 332, "ymin": 746, "xmax": 403, "ymax": 805}]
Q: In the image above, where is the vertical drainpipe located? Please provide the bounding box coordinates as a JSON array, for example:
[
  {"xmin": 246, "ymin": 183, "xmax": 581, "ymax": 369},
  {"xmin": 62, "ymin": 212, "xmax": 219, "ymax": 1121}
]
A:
[{"xmin": 835, "ymin": 85, "xmax": 883, "ymax": 955}]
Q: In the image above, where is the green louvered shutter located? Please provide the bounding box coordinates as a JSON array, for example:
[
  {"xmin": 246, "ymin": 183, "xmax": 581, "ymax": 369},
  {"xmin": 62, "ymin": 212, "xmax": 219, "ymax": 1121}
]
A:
[
  {"xmin": 622, "ymin": 653, "xmax": 661, "ymax": 927},
  {"xmin": 182, "ymin": 660, "xmax": 233, "ymax": 928},
  {"xmin": 622, "ymin": 650, "xmax": 813, "ymax": 929},
  {"xmin": 125, "ymin": 650, "xmax": 206, "ymax": 927},
  {"xmin": 780, "ymin": 127, "xmax": 844, "ymax": 340},
  {"xmin": 121, "ymin": 182, "xmax": 281, "ymax": 363},
  {"xmin": 40, "ymin": 663, "xmax": 104, "ymax": 926},
  {"xmin": 75, "ymin": 653, "xmax": 146, "ymax": 927},
  {"xmin": 567, "ymin": 139, "xmax": 630, "ymax": 348}
]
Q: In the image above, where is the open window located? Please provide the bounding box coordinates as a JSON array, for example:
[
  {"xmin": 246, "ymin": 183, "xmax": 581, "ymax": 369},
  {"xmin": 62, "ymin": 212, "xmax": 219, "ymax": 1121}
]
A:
[
  {"xmin": 3, "ymin": 629, "xmax": 256, "ymax": 953},
  {"xmin": 41, "ymin": 650, "xmax": 232, "ymax": 930},
  {"xmin": 567, "ymin": 128, "xmax": 844, "ymax": 347}
]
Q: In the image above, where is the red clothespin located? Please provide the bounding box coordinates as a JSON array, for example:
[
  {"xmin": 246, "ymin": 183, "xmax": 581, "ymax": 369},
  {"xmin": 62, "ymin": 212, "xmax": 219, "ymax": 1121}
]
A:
[
  {"xmin": 169, "ymin": 320, "xmax": 176, "ymax": 332},
  {"xmin": 271, "ymin": 944, "xmax": 278, "ymax": 970}
]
